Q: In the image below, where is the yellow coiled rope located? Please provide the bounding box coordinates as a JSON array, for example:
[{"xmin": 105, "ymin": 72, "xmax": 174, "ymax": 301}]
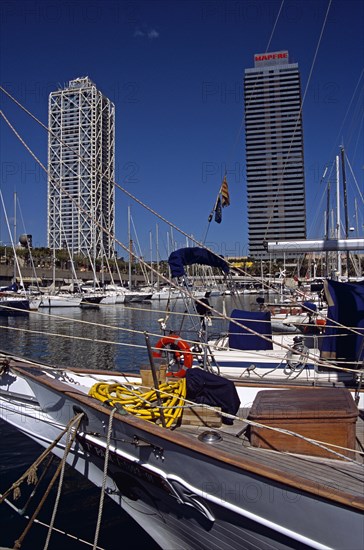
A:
[{"xmin": 88, "ymin": 379, "xmax": 187, "ymax": 428}]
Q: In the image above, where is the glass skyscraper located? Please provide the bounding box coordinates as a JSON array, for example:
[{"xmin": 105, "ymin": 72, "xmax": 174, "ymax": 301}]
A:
[
  {"xmin": 47, "ymin": 77, "xmax": 115, "ymax": 258},
  {"xmin": 244, "ymin": 51, "xmax": 306, "ymax": 259}
]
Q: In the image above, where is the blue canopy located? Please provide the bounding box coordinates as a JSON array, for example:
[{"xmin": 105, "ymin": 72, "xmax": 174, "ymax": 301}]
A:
[
  {"xmin": 168, "ymin": 247, "xmax": 229, "ymax": 278},
  {"xmin": 321, "ymin": 280, "xmax": 364, "ymax": 362},
  {"xmin": 228, "ymin": 309, "xmax": 273, "ymax": 351}
]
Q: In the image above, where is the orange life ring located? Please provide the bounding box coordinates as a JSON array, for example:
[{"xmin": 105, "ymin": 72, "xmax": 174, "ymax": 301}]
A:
[
  {"xmin": 152, "ymin": 334, "xmax": 193, "ymax": 377},
  {"xmin": 316, "ymin": 318, "xmax": 326, "ymax": 326}
]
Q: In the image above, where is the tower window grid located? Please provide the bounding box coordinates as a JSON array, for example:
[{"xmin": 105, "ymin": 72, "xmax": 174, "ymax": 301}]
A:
[
  {"xmin": 47, "ymin": 77, "xmax": 115, "ymax": 259},
  {"xmin": 244, "ymin": 53, "xmax": 306, "ymax": 259}
]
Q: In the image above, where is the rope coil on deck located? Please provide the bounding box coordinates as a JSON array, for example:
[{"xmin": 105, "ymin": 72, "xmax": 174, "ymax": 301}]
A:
[{"xmin": 88, "ymin": 380, "xmax": 187, "ymax": 428}]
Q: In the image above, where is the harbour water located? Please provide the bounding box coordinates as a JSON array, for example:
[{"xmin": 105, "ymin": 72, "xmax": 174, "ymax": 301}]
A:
[{"xmin": 0, "ymin": 295, "xmax": 252, "ymax": 549}]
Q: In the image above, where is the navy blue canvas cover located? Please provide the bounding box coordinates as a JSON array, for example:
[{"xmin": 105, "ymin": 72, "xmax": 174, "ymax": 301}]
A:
[
  {"xmin": 321, "ymin": 280, "xmax": 364, "ymax": 362},
  {"xmin": 0, "ymin": 282, "xmax": 19, "ymax": 292},
  {"xmin": 168, "ymin": 247, "xmax": 229, "ymax": 278},
  {"xmin": 302, "ymin": 301, "xmax": 317, "ymax": 312},
  {"xmin": 228, "ymin": 309, "xmax": 273, "ymax": 351},
  {"xmin": 185, "ymin": 369, "xmax": 240, "ymax": 425}
]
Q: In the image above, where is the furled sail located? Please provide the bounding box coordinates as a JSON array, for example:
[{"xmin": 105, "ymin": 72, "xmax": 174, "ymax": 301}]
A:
[{"xmin": 168, "ymin": 247, "xmax": 229, "ymax": 278}]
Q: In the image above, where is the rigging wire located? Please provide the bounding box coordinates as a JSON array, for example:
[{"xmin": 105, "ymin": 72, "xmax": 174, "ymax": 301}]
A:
[
  {"xmin": 202, "ymin": 0, "xmax": 286, "ymax": 245},
  {"xmin": 0, "ymin": 300, "xmax": 362, "ymax": 374},
  {"xmin": 307, "ymin": 69, "xmax": 364, "ymax": 231},
  {"xmin": 306, "ymin": 160, "xmax": 335, "ymax": 238},
  {"xmin": 331, "ymin": 69, "xmax": 364, "ymax": 159},
  {"xmin": 0, "ymin": 107, "xmax": 236, "ymax": 289},
  {"xmin": 346, "ymin": 153, "xmax": 364, "ymax": 206},
  {"xmin": 0, "ymin": 104, "xmax": 273, "ymax": 315},
  {"xmin": 0, "ymin": 93, "xmax": 218, "ymax": 262},
  {"xmin": 0, "ymin": 101, "xmax": 318, "ymax": 299},
  {"xmin": 264, "ymin": 0, "xmax": 333, "ymax": 239}
]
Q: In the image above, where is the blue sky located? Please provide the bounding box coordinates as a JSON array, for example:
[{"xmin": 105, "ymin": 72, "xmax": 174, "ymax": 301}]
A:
[{"xmin": 0, "ymin": 0, "xmax": 363, "ymax": 260}]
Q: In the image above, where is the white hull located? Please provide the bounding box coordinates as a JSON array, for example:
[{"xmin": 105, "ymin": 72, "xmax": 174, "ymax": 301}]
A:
[
  {"xmin": 115, "ymin": 293, "xmax": 126, "ymax": 304},
  {"xmin": 0, "ymin": 360, "xmax": 363, "ymax": 550},
  {"xmin": 100, "ymin": 293, "xmax": 117, "ymax": 305},
  {"xmin": 151, "ymin": 289, "xmax": 184, "ymax": 300},
  {"xmin": 39, "ymin": 294, "xmax": 82, "ymax": 307},
  {"xmin": 28, "ymin": 297, "xmax": 41, "ymax": 310}
]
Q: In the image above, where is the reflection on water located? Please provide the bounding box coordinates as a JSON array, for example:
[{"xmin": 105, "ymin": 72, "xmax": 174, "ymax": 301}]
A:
[
  {"xmin": 0, "ymin": 295, "xmax": 255, "ymax": 371},
  {"xmin": 0, "ymin": 302, "xmax": 160, "ymax": 371}
]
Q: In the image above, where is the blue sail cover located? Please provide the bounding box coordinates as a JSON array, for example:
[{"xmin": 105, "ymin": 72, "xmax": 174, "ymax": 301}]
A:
[
  {"xmin": 321, "ymin": 280, "xmax": 364, "ymax": 362},
  {"xmin": 0, "ymin": 282, "xmax": 18, "ymax": 292},
  {"xmin": 168, "ymin": 247, "xmax": 229, "ymax": 278},
  {"xmin": 302, "ymin": 301, "xmax": 317, "ymax": 313},
  {"xmin": 228, "ymin": 309, "xmax": 273, "ymax": 351}
]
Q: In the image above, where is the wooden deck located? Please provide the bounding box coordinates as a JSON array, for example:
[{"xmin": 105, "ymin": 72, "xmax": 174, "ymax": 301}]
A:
[{"xmin": 178, "ymin": 407, "xmax": 364, "ymax": 508}]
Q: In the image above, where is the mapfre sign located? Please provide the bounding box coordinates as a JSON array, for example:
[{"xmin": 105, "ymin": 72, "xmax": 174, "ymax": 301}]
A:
[{"xmin": 254, "ymin": 51, "xmax": 288, "ymax": 63}]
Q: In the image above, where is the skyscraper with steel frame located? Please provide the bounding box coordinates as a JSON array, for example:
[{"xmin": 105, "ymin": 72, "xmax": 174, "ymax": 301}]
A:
[
  {"xmin": 244, "ymin": 51, "xmax": 306, "ymax": 259},
  {"xmin": 47, "ymin": 77, "xmax": 115, "ymax": 258}
]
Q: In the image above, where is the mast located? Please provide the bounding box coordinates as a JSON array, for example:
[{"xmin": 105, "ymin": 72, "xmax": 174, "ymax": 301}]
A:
[
  {"xmin": 52, "ymin": 242, "xmax": 56, "ymax": 289},
  {"xmin": 101, "ymin": 242, "xmax": 116, "ymax": 286},
  {"xmin": 156, "ymin": 223, "xmax": 160, "ymax": 290},
  {"xmin": 335, "ymin": 155, "xmax": 341, "ymax": 277},
  {"xmin": 13, "ymin": 192, "xmax": 17, "ymax": 282},
  {"xmin": 128, "ymin": 205, "xmax": 132, "ymax": 290},
  {"xmin": 340, "ymin": 146, "xmax": 350, "ymax": 278},
  {"xmin": 0, "ymin": 191, "xmax": 25, "ymax": 291},
  {"xmin": 87, "ymin": 250, "xmax": 99, "ymax": 289},
  {"xmin": 130, "ymin": 211, "xmax": 150, "ymax": 285},
  {"xmin": 112, "ymin": 251, "xmax": 123, "ymax": 287},
  {"xmin": 325, "ymin": 181, "xmax": 330, "ymax": 277},
  {"xmin": 149, "ymin": 230, "xmax": 154, "ymax": 287}
]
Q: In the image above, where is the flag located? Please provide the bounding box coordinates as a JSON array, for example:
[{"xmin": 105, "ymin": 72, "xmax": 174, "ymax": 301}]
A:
[
  {"xmin": 221, "ymin": 176, "xmax": 230, "ymax": 207},
  {"xmin": 214, "ymin": 197, "xmax": 222, "ymax": 223},
  {"xmin": 208, "ymin": 176, "xmax": 230, "ymax": 224}
]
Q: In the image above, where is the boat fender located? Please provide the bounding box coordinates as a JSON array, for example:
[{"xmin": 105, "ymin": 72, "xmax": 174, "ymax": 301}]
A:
[{"xmin": 153, "ymin": 334, "xmax": 193, "ymax": 377}]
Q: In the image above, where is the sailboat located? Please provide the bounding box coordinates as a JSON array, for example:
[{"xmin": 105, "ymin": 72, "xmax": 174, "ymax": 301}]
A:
[
  {"xmin": 122, "ymin": 206, "xmax": 153, "ymax": 302},
  {"xmin": 0, "ymin": 342, "xmax": 363, "ymax": 550},
  {"xmin": 0, "ymin": 283, "xmax": 30, "ymax": 315},
  {"xmin": 0, "ymin": 191, "xmax": 41, "ymax": 313},
  {"xmin": 39, "ymin": 289, "xmax": 82, "ymax": 308},
  {"xmin": 38, "ymin": 253, "xmax": 82, "ymax": 308},
  {"xmin": 147, "ymin": 247, "xmax": 362, "ymax": 400},
  {"xmin": 266, "ymin": 149, "xmax": 364, "ymax": 276}
]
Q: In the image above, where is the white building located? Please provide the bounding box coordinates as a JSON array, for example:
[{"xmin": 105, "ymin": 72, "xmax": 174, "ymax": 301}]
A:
[{"xmin": 47, "ymin": 77, "xmax": 115, "ymax": 258}]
